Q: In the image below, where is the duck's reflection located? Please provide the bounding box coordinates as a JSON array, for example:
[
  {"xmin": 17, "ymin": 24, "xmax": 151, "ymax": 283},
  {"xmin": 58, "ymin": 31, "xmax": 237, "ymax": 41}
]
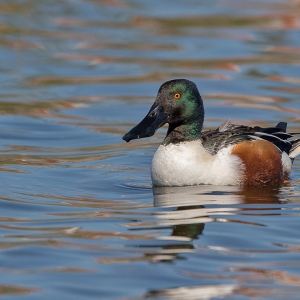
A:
[
  {"xmin": 144, "ymin": 185, "xmax": 294, "ymax": 299},
  {"xmin": 124, "ymin": 184, "xmax": 287, "ymax": 263},
  {"xmin": 152, "ymin": 185, "xmax": 238, "ymax": 252},
  {"xmin": 148, "ymin": 185, "xmax": 283, "ymax": 256}
]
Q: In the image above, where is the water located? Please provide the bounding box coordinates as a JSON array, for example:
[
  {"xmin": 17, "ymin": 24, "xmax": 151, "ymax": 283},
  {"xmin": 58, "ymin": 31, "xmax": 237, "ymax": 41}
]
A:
[{"xmin": 0, "ymin": 0, "xmax": 300, "ymax": 299}]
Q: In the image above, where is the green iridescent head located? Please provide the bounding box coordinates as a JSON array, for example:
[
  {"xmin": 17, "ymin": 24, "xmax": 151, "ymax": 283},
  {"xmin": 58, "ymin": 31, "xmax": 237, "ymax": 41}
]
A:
[{"xmin": 123, "ymin": 79, "xmax": 205, "ymax": 144}]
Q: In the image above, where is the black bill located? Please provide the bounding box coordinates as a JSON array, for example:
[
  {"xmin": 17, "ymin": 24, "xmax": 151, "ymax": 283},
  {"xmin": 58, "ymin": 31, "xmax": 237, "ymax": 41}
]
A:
[{"xmin": 122, "ymin": 104, "xmax": 168, "ymax": 142}]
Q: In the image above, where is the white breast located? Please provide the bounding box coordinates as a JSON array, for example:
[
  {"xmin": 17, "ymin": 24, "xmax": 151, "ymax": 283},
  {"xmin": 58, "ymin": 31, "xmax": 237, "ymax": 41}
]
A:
[{"xmin": 151, "ymin": 141, "xmax": 244, "ymax": 186}]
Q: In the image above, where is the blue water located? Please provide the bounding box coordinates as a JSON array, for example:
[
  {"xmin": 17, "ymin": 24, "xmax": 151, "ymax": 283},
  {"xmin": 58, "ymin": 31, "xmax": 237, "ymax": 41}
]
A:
[{"xmin": 0, "ymin": 0, "xmax": 300, "ymax": 299}]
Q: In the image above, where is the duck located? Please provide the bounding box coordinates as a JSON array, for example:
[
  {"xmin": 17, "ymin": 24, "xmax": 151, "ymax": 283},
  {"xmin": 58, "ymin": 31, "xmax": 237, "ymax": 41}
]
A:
[{"xmin": 123, "ymin": 79, "xmax": 300, "ymax": 187}]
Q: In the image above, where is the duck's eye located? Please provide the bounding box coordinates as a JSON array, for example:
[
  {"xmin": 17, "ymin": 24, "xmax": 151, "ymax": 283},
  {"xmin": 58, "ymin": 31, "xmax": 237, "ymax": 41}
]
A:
[{"xmin": 174, "ymin": 93, "xmax": 181, "ymax": 99}]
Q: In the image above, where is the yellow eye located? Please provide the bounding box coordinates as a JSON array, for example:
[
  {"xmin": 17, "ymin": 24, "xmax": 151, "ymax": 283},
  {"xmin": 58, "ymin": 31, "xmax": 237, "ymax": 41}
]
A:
[{"xmin": 174, "ymin": 93, "xmax": 181, "ymax": 99}]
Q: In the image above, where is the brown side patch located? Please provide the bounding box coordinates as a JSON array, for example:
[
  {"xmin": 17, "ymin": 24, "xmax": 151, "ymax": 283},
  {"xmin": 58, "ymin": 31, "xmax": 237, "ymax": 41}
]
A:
[{"xmin": 231, "ymin": 140, "xmax": 283, "ymax": 186}]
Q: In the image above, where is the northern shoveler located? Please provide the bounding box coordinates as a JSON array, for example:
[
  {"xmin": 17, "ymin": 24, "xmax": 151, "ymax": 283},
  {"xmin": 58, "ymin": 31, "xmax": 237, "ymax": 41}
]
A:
[{"xmin": 123, "ymin": 79, "xmax": 300, "ymax": 186}]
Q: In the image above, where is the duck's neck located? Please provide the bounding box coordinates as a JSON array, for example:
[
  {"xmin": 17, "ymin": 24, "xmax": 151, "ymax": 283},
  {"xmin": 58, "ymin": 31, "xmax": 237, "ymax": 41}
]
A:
[{"xmin": 163, "ymin": 121, "xmax": 203, "ymax": 145}]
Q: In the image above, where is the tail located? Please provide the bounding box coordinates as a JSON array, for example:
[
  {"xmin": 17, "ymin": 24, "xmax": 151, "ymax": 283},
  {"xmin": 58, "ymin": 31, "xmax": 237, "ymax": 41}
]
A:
[
  {"xmin": 254, "ymin": 122, "xmax": 300, "ymax": 161},
  {"xmin": 275, "ymin": 122, "xmax": 300, "ymax": 161},
  {"xmin": 289, "ymin": 140, "xmax": 300, "ymax": 160}
]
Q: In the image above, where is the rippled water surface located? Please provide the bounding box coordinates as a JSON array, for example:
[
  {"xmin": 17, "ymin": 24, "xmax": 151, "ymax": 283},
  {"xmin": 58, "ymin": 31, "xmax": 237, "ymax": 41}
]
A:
[{"xmin": 1, "ymin": 0, "xmax": 300, "ymax": 299}]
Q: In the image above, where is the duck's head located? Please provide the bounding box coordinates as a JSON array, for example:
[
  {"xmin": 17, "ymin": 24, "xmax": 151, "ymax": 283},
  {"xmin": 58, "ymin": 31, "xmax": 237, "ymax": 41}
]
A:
[{"xmin": 123, "ymin": 79, "xmax": 204, "ymax": 143}]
